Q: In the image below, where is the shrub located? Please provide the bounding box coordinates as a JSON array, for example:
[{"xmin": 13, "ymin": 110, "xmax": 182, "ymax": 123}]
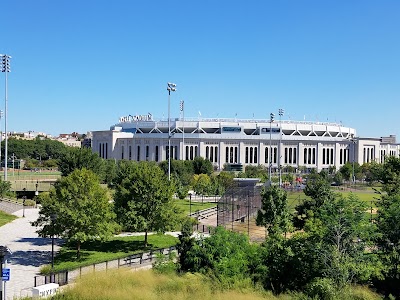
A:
[{"xmin": 305, "ymin": 278, "xmax": 337, "ymax": 300}]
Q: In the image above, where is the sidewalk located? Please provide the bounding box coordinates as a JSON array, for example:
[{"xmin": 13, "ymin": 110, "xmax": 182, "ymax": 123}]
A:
[{"xmin": 0, "ymin": 208, "xmax": 61, "ymax": 299}]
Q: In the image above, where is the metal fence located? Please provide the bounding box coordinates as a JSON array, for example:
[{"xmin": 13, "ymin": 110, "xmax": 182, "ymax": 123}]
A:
[
  {"xmin": 216, "ymin": 180, "xmax": 264, "ymax": 241},
  {"xmin": 34, "ymin": 246, "xmax": 176, "ymax": 287}
]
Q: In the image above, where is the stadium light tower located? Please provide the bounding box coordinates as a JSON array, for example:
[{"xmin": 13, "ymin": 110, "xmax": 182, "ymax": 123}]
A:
[
  {"xmin": 0, "ymin": 110, "xmax": 3, "ymax": 168},
  {"xmin": 0, "ymin": 54, "xmax": 11, "ymax": 181},
  {"xmin": 278, "ymin": 108, "xmax": 284, "ymax": 187},
  {"xmin": 268, "ymin": 113, "xmax": 275, "ymax": 185},
  {"xmin": 167, "ymin": 82, "xmax": 177, "ymax": 181}
]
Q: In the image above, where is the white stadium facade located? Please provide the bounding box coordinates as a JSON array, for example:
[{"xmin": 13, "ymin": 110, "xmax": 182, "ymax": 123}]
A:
[{"xmin": 91, "ymin": 113, "xmax": 400, "ymax": 172}]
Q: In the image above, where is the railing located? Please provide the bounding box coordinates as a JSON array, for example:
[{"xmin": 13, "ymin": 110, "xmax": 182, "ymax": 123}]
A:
[
  {"xmin": 33, "ymin": 246, "xmax": 177, "ymax": 287},
  {"xmin": 0, "ymin": 197, "xmax": 23, "ymax": 214}
]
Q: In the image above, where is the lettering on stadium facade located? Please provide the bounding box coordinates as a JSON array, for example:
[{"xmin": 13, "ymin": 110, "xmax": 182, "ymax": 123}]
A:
[{"xmin": 119, "ymin": 113, "xmax": 153, "ymax": 123}]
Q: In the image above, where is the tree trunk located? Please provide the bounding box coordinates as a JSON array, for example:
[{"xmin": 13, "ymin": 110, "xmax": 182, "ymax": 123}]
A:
[
  {"xmin": 144, "ymin": 230, "xmax": 148, "ymax": 248},
  {"xmin": 77, "ymin": 241, "xmax": 81, "ymax": 259}
]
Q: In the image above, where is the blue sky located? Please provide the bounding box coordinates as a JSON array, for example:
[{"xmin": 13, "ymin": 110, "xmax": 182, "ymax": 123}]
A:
[{"xmin": 1, "ymin": 1, "xmax": 400, "ymax": 138}]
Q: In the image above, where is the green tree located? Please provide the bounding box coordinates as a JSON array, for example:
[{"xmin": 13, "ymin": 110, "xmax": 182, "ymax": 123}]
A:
[
  {"xmin": 294, "ymin": 172, "xmax": 336, "ymax": 229},
  {"xmin": 191, "ymin": 174, "xmax": 211, "ymax": 196},
  {"xmin": 333, "ymin": 171, "xmax": 343, "ymax": 186},
  {"xmin": 180, "ymin": 226, "xmax": 258, "ymax": 287},
  {"xmin": 32, "ymin": 169, "xmax": 118, "ymax": 259},
  {"xmin": 309, "ymin": 194, "xmax": 378, "ymax": 288},
  {"xmin": 192, "ymin": 156, "xmax": 213, "ymax": 175},
  {"xmin": 58, "ymin": 147, "xmax": 104, "ymax": 177},
  {"xmin": 103, "ymin": 159, "xmax": 118, "ymax": 187},
  {"xmin": 113, "ymin": 161, "xmax": 181, "ymax": 247},
  {"xmin": 375, "ymin": 193, "xmax": 400, "ymax": 296},
  {"xmin": 244, "ymin": 165, "xmax": 268, "ymax": 181},
  {"xmin": 0, "ymin": 178, "xmax": 11, "ymax": 198},
  {"xmin": 339, "ymin": 162, "xmax": 361, "ymax": 182},
  {"xmin": 159, "ymin": 160, "xmax": 194, "ymax": 187},
  {"xmin": 377, "ymin": 156, "xmax": 400, "ymax": 195},
  {"xmin": 256, "ymin": 185, "xmax": 291, "ymax": 236}
]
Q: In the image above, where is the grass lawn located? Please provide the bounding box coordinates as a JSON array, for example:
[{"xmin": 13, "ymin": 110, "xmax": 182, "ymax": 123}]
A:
[
  {"xmin": 51, "ymin": 234, "xmax": 178, "ymax": 273},
  {"xmin": 174, "ymin": 199, "xmax": 216, "ymax": 215},
  {"xmin": 0, "ymin": 210, "xmax": 17, "ymax": 227},
  {"xmin": 335, "ymin": 190, "xmax": 380, "ymax": 204}
]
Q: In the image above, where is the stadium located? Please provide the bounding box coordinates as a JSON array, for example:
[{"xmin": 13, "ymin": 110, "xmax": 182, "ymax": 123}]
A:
[{"xmin": 91, "ymin": 113, "xmax": 399, "ymax": 172}]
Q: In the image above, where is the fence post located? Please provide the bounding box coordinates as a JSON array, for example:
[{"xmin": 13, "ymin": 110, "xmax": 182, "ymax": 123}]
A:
[{"xmin": 118, "ymin": 258, "xmax": 120, "ymax": 268}]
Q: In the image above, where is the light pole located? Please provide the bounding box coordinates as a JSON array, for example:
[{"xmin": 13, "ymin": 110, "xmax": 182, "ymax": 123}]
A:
[
  {"xmin": 167, "ymin": 82, "xmax": 177, "ymax": 181},
  {"xmin": 22, "ymin": 188, "xmax": 26, "ymax": 218},
  {"xmin": 50, "ymin": 213, "xmax": 57, "ymax": 282},
  {"xmin": 268, "ymin": 113, "xmax": 275, "ymax": 185},
  {"xmin": 180, "ymin": 100, "xmax": 185, "ymax": 161},
  {"xmin": 278, "ymin": 108, "xmax": 284, "ymax": 187},
  {"xmin": 35, "ymin": 180, "xmax": 39, "ymax": 197},
  {"xmin": 11, "ymin": 153, "xmax": 16, "ymax": 178},
  {"xmin": 0, "ymin": 54, "xmax": 11, "ymax": 181},
  {"xmin": 0, "ymin": 110, "xmax": 3, "ymax": 171},
  {"xmin": 352, "ymin": 138, "xmax": 356, "ymax": 185}
]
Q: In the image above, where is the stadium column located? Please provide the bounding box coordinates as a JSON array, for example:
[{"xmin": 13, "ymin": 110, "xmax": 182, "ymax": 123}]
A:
[
  {"xmin": 218, "ymin": 141, "xmax": 224, "ymax": 171},
  {"xmin": 316, "ymin": 142, "xmax": 323, "ymax": 172}
]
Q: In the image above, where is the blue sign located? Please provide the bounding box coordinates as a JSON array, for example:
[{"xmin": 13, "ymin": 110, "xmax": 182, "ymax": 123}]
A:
[
  {"xmin": 2, "ymin": 268, "xmax": 10, "ymax": 281},
  {"xmin": 222, "ymin": 126, "xmax": 241, "ymax": 132}
]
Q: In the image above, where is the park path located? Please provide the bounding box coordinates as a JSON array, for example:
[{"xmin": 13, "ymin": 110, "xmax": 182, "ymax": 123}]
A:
[{"xmin": 0, "ymin": 207, "xmax": 61, "ymax": 299}]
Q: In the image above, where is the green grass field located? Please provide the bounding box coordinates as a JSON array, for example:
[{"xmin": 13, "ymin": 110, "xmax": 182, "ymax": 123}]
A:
[
  {"xmin": 0, "ymin": 211, "xmax": 17, "ymax": 227},
  {"xmin": 174, "ymin": 199, "xmax": 216, "ymax": 215},
  {"xmin": 49, "ymin": 234, "xmax": 178, "ymax": 273}
]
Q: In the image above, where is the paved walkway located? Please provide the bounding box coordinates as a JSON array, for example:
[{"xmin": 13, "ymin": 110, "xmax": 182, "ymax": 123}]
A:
[{"xmin": 0, "ymin": 207, "xmax": 61, "ymax": 299}]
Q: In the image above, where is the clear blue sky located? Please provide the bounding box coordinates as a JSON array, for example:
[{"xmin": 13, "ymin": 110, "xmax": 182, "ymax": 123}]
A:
[{"xmin": 2, "ymin": 1, "xmax": 400, "ymax": 139}]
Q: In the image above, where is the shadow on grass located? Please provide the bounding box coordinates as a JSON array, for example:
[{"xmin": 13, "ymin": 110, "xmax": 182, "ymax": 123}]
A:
[
  {"xmin": 55, "ymin": 250, "xmax": 91, "ymax": 264},
  {"xmin": 63, "ymin": 239, "xmax": 154, "ymax": 254}
]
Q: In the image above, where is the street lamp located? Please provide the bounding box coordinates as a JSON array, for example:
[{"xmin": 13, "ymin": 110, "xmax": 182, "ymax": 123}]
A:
[
  {"xmin": 278, "ymin": 109, "xmax": 284, "ymax": 187},
  {"xmin": 268, "ymin": 113, "xmax": 275, "ymax": 185},
  {"xmin": 0, "ymin": 110, "xmax": 3, "ymax": 170},
  {"xmin": 11, "ymin": 153, "xmax": 16, "ymax": 178},
  {"xmin": 180, "ymin": 100, "xmax": 185, "ymax": 161},
  {"xmin": 22, "ymin": 188, "xmax": 26, "ymax": 218},
  {"xmin": 0, "ymin": 54, "xmax": 11, "ymax": 181},
  {"xmin": 50, "ymin": 213, "xmax": 57, "ymax": 282},
  {"xmin": 352, "ymin": 138, "xmax": 356, "ymax": 185},
  {"xmin": 167, "ymin": 82, "xmax": 177, "ymax": 181}
]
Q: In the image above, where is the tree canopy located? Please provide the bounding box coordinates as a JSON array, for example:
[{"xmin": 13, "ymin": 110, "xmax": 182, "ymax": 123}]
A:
[
  {"xmin": 32, "ymin": 169, "xmax": 118, "ymax": 258},
  {"xmin": 113, "ymin": 161, "xmax": 181, "ymax": 246},
  {"xmin": 57, "ymin": 147, "xmax": 104, "ymax": 177}
]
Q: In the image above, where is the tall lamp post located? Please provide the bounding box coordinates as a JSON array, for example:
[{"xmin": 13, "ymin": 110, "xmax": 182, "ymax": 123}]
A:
[
  {"xmin": 180, "ymin": 100, "xmax": 185, "ymax": 161},
  {"xmin": 268, "ymin": 113, "xmax": 275, "ymax": 185},
  {"xmin": 278, "ymin": 108, "xmax": 284, "ymax": 187},
  {"xmin": 22, "ymin": 188, "xmax": 26, "ymax": 218},
  {"xmin": 352, "ymin": 138, "xmax": 356, "ymax": 185},
  {"xmin": 0, "ymin": 110, "xmax": 3, "ymax": 170},
  {"xmin": 0, "ymin": 54, "xmax": 11, "ymax": 181},
  {"xmin": 167, "ymin": 82, "xmax": 177, "ymax": 181},
  {"xmin": 50, "ymin": 213, "xmax": 57, "ymax": 283}
]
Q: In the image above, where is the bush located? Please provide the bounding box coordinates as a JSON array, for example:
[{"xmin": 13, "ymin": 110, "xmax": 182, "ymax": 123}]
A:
[
  {"xmin": 152, "ymin": 252, "xmax": 178, "ymax": 274},
  {"xmin": 305, "ymin": 278, "xmax": 337, "ymax": 300},
  {"xmin": 24, "ymin": 199, "xmax": 36, "ymax": 207}
]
